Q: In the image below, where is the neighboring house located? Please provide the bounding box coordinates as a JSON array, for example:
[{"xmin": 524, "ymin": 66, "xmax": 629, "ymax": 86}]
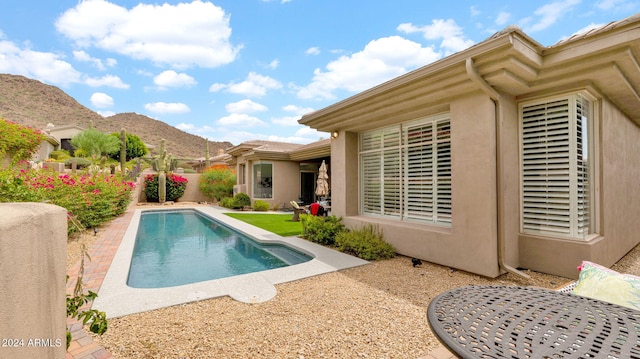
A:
[
  {"xmin": 299, "ymin": 14, "xmax": 640, "ymax": 279},
  {"xmin": 185, "ymin": 148, "xmax": 233, "ymax": 173},
  {"xmin": 33, "ymin": 123, "xmax": 85, "ymax": 161},
  {"xmin": 227, "ymin": 139, "xmax": 330, "ymax": 209}
]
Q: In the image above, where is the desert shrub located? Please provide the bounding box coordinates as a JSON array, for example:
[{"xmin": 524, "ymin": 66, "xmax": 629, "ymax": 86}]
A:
[
  {"xmin": 334, "ymin": 223, "xmax": 396, "ymax": 260},
  {"xmin": 49, "ymin": 149, "xmax": 71, "ymax": 161},
  {"xmin": 64, "ymin": 157, "xmax": 92, "ymax": 169},
  {"xmin": 199, "ymin": 165, "xmax": 236, "ymax": 201},
  {"xmin": 233, "ymin": 192, "xmax": 251, "ymax": 209},
  {"xmin": 144, "ymin": 173, "xmax": 188, "ymax": 202},
  {"xmin": 300, "ymin": 214, "xmax": 345, "ymax": 246},
  {"xmin": 253, "ymin": 200, "xmax": 270, "ymax": 211}
]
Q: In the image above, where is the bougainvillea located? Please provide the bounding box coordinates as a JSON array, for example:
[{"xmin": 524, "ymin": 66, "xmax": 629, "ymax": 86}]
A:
[
  {"xmin": 143, "ymin": 173, "xmax": 188, "ymax": 202},
  {"xmin": 0, "ymin": 118, "xmax": 46, "ymax": 166},
  {"xmin": 0, "ymin": 168, "xmax": 136, "ymax": 233}
]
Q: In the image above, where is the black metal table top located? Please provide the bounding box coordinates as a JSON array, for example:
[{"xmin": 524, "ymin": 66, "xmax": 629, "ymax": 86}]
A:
[{"xmin": 427, "ymin": 285, "xmax": 640, "ymax": 359}]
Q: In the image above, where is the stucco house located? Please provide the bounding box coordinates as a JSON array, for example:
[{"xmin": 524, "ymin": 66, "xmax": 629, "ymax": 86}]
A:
[
  {"xmin": 299, "ymin": 14, "xmax": 640, "ymax": 279},
  {"xmin": 227, "ymin": 139, "xmax": 330, "ymax": 209},
  {"xmin": 33, "ymin": 123, "xmax": 85, "ymax": 162}
]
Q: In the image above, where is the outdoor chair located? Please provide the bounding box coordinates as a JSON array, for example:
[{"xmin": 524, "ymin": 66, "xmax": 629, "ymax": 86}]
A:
[{"xmin": 290, "ymin": 201, "xmax": 306, "ymax": 222}]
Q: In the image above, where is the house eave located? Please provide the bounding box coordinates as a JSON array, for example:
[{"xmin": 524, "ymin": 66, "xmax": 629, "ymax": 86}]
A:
[{"xmin": 300, "ymin": 16, "xmax": 640, "ymax": 129}]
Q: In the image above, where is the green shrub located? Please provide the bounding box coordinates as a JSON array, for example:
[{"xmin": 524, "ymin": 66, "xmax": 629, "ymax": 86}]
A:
[
  {"xmin": 64, "ymin": 157, "xmax": 92, "ymax": 169},
  {"xmin": 143, "ymin": 173, "xmax": 188, "ymax": 202},
  {"xmin": 49, "ymin": 149, "xmax": 71, "ymax": 161},
  {"xmin": 253, "ymin": 200, "xmax": 270, "ymax": 211},
  {"xmin": 233, "ymin": 192, "xmax": 251, "ymax": 209},
  {"xmin": 334, "ymin": 223, "xmax": 396, "ymax": 260},
  {"xmin": 300, "ymin": 214, "xmax": 345, "ymax": 245},
  {"xmin": 219, "ymin": 197, "xmax": 235, "ymax": 208}
]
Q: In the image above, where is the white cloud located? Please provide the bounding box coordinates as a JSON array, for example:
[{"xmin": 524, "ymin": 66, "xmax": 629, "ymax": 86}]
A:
[
  {"xmin": 144, "ymin": 102, "xmax": 190, "ymax": 114},
  {"xmin": 596, "ymin": 0, "xmax": 636, "ymax": 10},
  {"xmin": 496, "ymin": 11, "xmax": 511, "ymax": 26},
  {"xmin": 297, "ymin": 36, "xmax": 440, "ymax": 100},
  {"xmin": 225, "ymin": 99, "xmax": 268, "ymax": 114},
  {"xmin": 306, "ymin": 47, "xmax": 320, "ymax": 55},
  {"xmin": 470, "ymin": 6, "xmax": 481, "ymax": 17},
  {"xmin": 0, "ymin": 39, "xmax": 82, "ymax": 86},
  {"xmin": 153, "ymin": 70, "xmax": 197, "ymax": 89},
  {"xmin": 522, "ymin": 0, "xmax": 581, "ymax": 33},
  {"xmin": 397, "ymin": 19, "xmax": 475, "ymax": 54},
  {"xmin": 217, "ymin": 113, "xmax": 266, "ymax": 127},
  {"xmin": 209, "ymin": 72, "xmax": 282, "ymax": 97},
  {"xmin": 283, "ymin": 104, "xmax": 315, "ymax": 115},
  {"xmin": 97, "ymin": 110, "xmax": 116, "ymax": 117},
  {"xmin": 73, "ymin": 50, "xmax": 116, "ymax": 70},
  {"xmin": 85, "ymin": 74, "xmax": 129, "ymax": 88},
  {"xmin": 55, "ymin": 0, "xmax": 242, "ymax": 69},
  {"xmin": 90, "ymin": 92, "xmax": 113, "ymax": 108},
  {"xmin": 272, "ymin": 116, "xmax": 300, "ymax": 126},
  {"xmin": 559, "ymin": 22, "xmax": 604, "ymax": 41},
  {"xmin": 266, "ymin": 59, "xmax": 279, "ymax": 69},
  {"xmin": 175, "ymin": 122, "xmax": 217, "ymax": 135}
]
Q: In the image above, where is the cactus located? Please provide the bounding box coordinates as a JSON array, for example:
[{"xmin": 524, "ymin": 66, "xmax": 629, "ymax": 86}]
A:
[
  {"xmin": 158, "ymin": 139, "xmax": 167, "ymax": 203},
  {"xmin": 120, "ymin": 128, "xmax": 127, "ymax": 173},
  {"xmin": 205, "ymin": 139, "xmax": 210, "ymax": 169}
]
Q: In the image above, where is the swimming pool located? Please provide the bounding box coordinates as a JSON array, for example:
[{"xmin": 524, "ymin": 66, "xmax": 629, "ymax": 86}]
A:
[
  {"xmin": 128, "ymin": 210, "xmax": 312, "ymax": 288},
  {"xmin": 92, "ymin": 206, "xmax": 369, "ymax": 318}
]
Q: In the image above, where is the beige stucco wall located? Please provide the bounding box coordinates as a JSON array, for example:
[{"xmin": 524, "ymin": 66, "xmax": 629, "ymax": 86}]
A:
[
  {"xmin": 337, "ymin": 92, "xmax": 503, "ymax": 278},
  {"xmin": 0, "ymin": 203, "xmax": 66, "ymax": 358},
  {"xmin": 137, "ymin": 171, "xmax": 209, "ymax": 203},
  {"xmin": 519, "ymin": 97, "xmax": 640, "ymax": 279},
  {"xmin": 246, "ymin": 160, "xmax": 300, "ymax": 210}
]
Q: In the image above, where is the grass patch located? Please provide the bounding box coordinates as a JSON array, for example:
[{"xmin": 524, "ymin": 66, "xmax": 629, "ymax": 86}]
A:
[{"xmin": 224, "ymin": 213, "xmax": 302, "ymax": 237}]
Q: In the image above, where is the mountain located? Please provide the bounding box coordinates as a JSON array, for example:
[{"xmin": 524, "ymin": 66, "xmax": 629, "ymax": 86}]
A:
[{"xmin": 0, "ymin": 74, "xmax": 233, "ymax": 159}]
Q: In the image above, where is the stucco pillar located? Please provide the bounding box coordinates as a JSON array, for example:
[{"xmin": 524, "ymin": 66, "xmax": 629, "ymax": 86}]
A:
[
  {"xmin": 330, "ymin": 131, "xmax": 359, "ymax": 217},
  {"xmin": 0, "ymin": 203, "xmax": 67, "ymax": 358}
]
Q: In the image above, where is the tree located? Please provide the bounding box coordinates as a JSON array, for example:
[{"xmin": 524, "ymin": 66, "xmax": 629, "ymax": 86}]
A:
[
  {"xmin": 108, "ymin": 132, "xmax": 148, "ymax": 161},
  {"xmin": 199, "ymin": 165, "xmax": 236, "ymax": 201},
  {"xmin": 70, "ymin": 128, "xmax": 120, "ymax": 160}
]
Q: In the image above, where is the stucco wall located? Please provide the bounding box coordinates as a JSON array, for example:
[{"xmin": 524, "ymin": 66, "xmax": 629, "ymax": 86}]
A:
[
  {"xmin": 137, "ymin": 171, "xmax": 209, "ymax": 203},
  {"xmin": 0, "ymin": 203, "xmax": 66, "ymax": 358},
  {"xmin": 519, "ymin": 97, "xmax": 640, "ymax": 279},
  {"xmin": 338, "ymin": 92, "xmax": 502, "ymax": 278}
]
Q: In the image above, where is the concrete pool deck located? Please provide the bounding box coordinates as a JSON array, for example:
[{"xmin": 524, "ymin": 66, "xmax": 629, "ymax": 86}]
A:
[{"xmin": 91, "ymin": 206, "xmax": 369, "ymax": 319}]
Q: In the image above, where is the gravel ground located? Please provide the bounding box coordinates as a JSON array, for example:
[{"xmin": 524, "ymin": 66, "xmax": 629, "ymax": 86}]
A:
[{"xmin": 67, "ymin": 208, "xmax": 640, "ymax": 359}]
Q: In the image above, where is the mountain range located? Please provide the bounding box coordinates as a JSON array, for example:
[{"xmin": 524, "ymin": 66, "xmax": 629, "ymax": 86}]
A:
[{"xmin": 0, "ymin": 74, "xmax": 233, "ymax": 159}]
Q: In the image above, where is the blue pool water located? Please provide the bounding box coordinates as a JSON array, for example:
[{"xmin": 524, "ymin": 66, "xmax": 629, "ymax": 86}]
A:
[{"xmin": 127, "ymin": 209, "xmax": 312, "ymax": 288}]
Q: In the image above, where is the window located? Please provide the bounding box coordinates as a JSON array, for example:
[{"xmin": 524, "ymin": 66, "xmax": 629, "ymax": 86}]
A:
[
  {"xmin": 253, "ymin": 162, "xmax": 272, "ymax": 199},
  {"xmin": 360, "ymin": 113, "xmax": 452, "ymax": 225},
  {"xmin": 520, "ymin": 93, "xmax": 594, "ymax": 239}
]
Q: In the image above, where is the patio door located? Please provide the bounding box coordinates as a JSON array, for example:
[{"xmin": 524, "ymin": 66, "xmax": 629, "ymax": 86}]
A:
[{"xmin": 300, "ymin": 172, "xmax": 315, "ymax": 204}]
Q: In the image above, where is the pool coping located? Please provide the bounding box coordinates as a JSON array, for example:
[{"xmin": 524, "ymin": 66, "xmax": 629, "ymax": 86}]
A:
[{"xmin": 92, "ymin": 206, "xmax": 369, "ymax": 318}]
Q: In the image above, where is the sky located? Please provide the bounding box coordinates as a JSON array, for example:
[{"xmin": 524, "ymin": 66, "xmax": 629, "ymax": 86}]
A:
[{"xmin": 0, "ymin": 0, "xmax": 638, "ymax": 146}]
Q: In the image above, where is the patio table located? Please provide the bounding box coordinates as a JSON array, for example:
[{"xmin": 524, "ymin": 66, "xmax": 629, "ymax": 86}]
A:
[{"xmin": 427, "ymin": 285, "xmax": 640, "ymax": 358}]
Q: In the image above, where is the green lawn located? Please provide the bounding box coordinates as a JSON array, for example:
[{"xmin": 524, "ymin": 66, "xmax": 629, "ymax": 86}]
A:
[{"xmin": 224, "ymin": 213, "xmax": 302, "ymax": 237}]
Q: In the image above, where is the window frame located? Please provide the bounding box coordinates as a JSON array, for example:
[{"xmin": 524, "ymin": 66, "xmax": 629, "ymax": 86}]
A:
[
  {"xmin": 252, "ymin": 161, "xmax": 273, "ymax": 199},
  {"xmin": 359, "ymin": 112, "xmax": 452, "ymax": 226},
  {"xmin": 518, "ymin": 91, "xmax": 598, "ymax": 240}
]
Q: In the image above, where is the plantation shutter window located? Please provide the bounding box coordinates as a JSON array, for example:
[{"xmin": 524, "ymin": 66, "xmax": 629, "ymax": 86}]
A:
[
  {"xmin": 520, "ymin": 94, "xmax": 593, "ymax": 239},
  {"xmin": 360, "ymin": 113, "xmax": 451, "ymax": 226}
]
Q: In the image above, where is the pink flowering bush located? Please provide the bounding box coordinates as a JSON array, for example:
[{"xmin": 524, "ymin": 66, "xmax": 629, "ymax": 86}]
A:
[
  {"xmin": 143, "ymin": 173, "xmax": 188, "ymax": 202},
  {"xmin": 0, "ymin": 167, "xmax": 136, "ymax": 233},
  {"xmin": 0, "ymin": 119, "xmax": 46, "ymax": 166}
]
